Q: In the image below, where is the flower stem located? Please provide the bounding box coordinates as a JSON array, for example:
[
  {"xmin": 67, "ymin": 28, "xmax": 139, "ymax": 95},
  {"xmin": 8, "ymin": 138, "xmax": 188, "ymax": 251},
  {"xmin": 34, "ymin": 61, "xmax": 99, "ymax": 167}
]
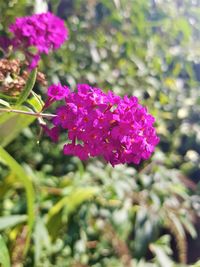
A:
[{"xmin": 0, "ymin": 107, "xmax": 56, "ymax": 119}]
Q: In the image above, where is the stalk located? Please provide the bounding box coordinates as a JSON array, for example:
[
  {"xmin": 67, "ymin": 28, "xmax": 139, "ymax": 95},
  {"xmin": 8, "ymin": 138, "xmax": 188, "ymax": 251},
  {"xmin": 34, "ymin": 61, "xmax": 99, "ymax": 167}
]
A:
[{"xmin": 0, "ymin": 107, "xmax": 56, "ymax": 119}]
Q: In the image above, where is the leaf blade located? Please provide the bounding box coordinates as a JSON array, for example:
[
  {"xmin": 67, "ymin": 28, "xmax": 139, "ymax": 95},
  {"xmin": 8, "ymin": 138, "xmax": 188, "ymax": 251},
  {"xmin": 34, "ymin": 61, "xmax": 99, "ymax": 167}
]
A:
[
  {"xmin": 0, "ymin": 215, "xmax": 27, "ymax": 231},
  {"xmin": 16, "ymin": 68, "xmax": 37, "ymax": 106},
  {"xmin": 0, "ymin": 235, "xmax": 10, "ymax": 267},
  {"xmin": 0, "ymin": 146, "xmax": 35, "ymax": 255}
]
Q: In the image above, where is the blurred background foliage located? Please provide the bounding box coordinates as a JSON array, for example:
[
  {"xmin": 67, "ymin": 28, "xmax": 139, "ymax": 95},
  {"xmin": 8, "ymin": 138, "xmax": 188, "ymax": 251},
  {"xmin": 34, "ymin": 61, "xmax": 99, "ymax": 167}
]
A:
[{"xmin": 0, "ymin": 0, "xmax": 200, "ymax": 266}]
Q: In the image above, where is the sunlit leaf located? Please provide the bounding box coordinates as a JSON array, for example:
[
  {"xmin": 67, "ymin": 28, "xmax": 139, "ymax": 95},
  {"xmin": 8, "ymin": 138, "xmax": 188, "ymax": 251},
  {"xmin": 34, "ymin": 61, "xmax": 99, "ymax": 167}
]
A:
[
  {"xmin": 27, "ymin": 91, "xmax": 44, "ymax": 112},
  {"xmin": 0, "ymin": 235, "xmax": 10, "ymax": 267},
  {"xmin": 150, "ymin": 243, "xmax": 173, "ymax": 267},
  {"xmin": 0, "ymin": 215, "xmax": 27, "ymax": 231},
  {"xmin": 0, "ymin": 95, "xmax": 43, "ymax": 147},
  {"xmin": 0, "ymin": 146, "xmax": 35, "ymax": 255},
  {"xmin": 47, "ymin": 187, "xmax": 99, "ymax": 238},
  {"xmin": 0, "ymin": 99, "xmax": 10, "ymax": 107},
  {"xmin": 0, "ymin": 111, "xmax": 36, "ymax": 147}
]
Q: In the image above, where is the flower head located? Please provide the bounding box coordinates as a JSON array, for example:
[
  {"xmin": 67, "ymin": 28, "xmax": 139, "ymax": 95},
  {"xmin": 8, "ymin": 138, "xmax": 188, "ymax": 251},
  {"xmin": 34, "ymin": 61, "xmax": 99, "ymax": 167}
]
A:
[
  {"xmin": 9, "ymin": 12, "xmax": 69, "ymax": 69},
  {"xmin": 44, "ymin": 84, "xmax": 159, "ymax": 166}
]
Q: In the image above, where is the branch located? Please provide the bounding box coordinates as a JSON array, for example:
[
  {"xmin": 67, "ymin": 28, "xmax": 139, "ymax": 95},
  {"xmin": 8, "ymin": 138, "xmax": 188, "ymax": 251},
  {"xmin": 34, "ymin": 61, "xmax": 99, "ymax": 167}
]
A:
[{"xmin": 0, "ymin": 107, "xmax": 56, "ymax": 119}]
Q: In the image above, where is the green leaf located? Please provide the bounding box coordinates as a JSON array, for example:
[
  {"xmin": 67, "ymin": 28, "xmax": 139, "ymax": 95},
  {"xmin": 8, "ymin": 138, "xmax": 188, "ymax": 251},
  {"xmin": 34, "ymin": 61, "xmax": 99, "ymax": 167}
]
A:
[
  {"xmin": 168, "ymin": 212, "xmax": 185, "ymax": 238},
  {"xmin": 175, "ymin": 18, "xmax": 191, "ymax": 42},
  {"xmin": 47, "ymin": 187, "xmax": 99, "ymax": 220},
  {"xmin": 34, "ymin": 217, "xmax": 51, "ymax": 265},
  {"xmin": 150, "ymin": 243, "xmax": 173, "ymax": 267},
  {"xmin": 16, "ymin": 68, "xmax": 37, "ymax": 106},
  {"xmin": 133, "ymin": 209, "xmax": 159, "ymax": 258},
  {"xmin": 190, "ymin": 261, "xmax": 200, "ymax": 267},
  {"xmin": 180, "ymin": 216, "xmax": 197, "ymax": 239},
  {"xmin": 0, "ymin": 108, "xmax": 37, "ymax": 147},
  {"xmin": 0, "ymin": 235, "xmax": 10, "ymax": 267},
  {"xmin": 0, "ymin": 146, "xmax": 35, "ymax": 255},
  {"xmin": 0, "ymin": 112, "xmax": 13, "ymax": 125},
  {"xmin": 0, "ymin": 92, "xmax": 43, "ymax": 147},
  {"xmin": 0, "ymin": 99, "xmax": 10, "ymax": 107},
  {"xmin": 0, "ymin": 74, "xmax": 43, "ymax": 147},
  {"xmin": 27, "ymin": 91, "xmax": 44, "ymax": 112},
  {"xmin": 0, "ymin": 93, "xmax": 17, "ymax": 103},
  {"xmin": 0, "ymin": 215, "xmax": 27, "ymax": 231},
  {"xmin": 47, "ymin": 187, "xmax": 99, "ymax": 238}
]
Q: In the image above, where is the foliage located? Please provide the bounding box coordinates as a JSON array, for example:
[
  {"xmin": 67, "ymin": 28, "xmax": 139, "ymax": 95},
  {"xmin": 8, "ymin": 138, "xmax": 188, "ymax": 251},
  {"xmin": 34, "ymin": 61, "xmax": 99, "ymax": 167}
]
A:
[
  {"xmin": 0, "ymin": 0, "xmax": 200, "ymax": 266},
  {"xmin": 0, "ymin": 234, "xmax": 10, "ymax": 267}
]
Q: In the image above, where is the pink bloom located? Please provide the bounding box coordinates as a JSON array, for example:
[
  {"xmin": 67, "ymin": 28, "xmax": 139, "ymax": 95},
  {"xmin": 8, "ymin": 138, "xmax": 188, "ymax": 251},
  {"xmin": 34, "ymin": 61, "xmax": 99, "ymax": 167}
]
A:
[
  {"xmin": 43, "ymin": 84, "xmax": 70, "ymax": 110},
  {"xmin": 29, "ymin": 54, "xmax": 41, "ymax": 69},
  {"xmin": 42, "ymin": 125, "xmax": 60, "ymax": 142},
  {"xmin": 45, "ymin": 84, "xmax": 160, "ymax": 166},
  {"xmin": 9, "ymin": 12, "xmax": 69, "ymax": 69},
  {"xmin": 63, "ymin": 143, "xmax": 89, "ymax": 160},
  {"xmin": 47, "ymin": 84, "xmax": 70, "ymax": 101}
]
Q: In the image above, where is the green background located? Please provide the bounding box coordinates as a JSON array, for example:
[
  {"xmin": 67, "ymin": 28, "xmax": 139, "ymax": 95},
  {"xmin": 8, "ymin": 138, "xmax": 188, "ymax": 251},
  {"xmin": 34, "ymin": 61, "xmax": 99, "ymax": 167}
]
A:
[{"xmin": 0, "ymin": 0, "xmax": 199, "ymax": 266}]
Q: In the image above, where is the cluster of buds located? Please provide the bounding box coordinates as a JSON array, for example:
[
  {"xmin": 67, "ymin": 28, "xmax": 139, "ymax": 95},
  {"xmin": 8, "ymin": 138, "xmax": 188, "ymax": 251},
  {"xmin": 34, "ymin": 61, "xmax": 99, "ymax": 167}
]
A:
[{"xmin": 0, "ymin": 59, "xmax": 47, "ymax": 96}]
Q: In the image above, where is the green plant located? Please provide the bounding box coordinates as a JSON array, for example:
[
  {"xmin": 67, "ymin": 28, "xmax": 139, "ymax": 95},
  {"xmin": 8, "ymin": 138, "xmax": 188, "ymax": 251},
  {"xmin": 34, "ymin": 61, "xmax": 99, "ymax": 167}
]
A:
[{"xmin": 0, "ymin": 1, "xmax": 199, "ymax": 266}]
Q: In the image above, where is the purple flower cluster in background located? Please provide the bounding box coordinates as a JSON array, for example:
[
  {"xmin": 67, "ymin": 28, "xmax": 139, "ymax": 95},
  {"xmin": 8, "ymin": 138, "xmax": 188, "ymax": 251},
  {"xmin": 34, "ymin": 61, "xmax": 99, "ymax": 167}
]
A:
[
  {"xmin": 45, "ymin": 84, "xmax": 159, "ymax": 166},
  {"xmin": 9, "ymin": 12, "xmax": 68, "ymax": 68}
]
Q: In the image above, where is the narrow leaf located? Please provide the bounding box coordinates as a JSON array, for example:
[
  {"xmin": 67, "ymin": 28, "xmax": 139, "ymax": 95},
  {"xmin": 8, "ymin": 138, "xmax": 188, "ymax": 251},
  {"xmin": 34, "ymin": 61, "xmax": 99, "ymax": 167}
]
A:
[
  {"xmin": 0, "ymin": 235, "xmax": 10, "ymax": 267},
  {"xmin": 0, "ymin": 146, "xmax": 35, "ymax": 255},
  {"xmin": 150, "ymin": 243, "xmax": 173, "ymax": 267},
  {"xmin": 0, "ymin": 99, "xmax": 10, "ymax": 107},
  {"xmin": 16, "ymin": 68, "xmax": 37, "ymax": 106},
  {"xmin": 0, "ymin": 215, "xmax": 27, "ymax": 231}
]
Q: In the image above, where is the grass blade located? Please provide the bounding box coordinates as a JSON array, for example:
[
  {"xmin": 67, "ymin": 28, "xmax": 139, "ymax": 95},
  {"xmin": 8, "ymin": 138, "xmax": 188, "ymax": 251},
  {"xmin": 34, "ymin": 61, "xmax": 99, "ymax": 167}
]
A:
[{"xmin": 0, "ymin": 146, "xmax": 35, "ymax": 255}]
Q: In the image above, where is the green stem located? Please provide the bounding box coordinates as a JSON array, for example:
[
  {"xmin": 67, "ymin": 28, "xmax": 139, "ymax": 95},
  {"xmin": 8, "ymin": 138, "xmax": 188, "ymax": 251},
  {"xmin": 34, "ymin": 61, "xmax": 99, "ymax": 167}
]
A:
[{"xmin": 0, "ymin": 108, "xmax": 56, "ymax": 119}]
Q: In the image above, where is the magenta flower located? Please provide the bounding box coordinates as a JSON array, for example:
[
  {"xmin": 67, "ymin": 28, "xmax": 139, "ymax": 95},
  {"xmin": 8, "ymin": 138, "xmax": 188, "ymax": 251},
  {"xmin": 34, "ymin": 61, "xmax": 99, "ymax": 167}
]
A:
[
  {"xmin": 9, "ymin": 12, "xmax": 69, "ymax": 69},
  {"xmin": 44, "ymin": 84, "xmax": 160, "ymax": 166},
  {"xmin": 64, "ymin": 143, "xmax": 89, "ymax": 160},
  {"xmin": 47, "ymin": 84, "xmax": 70, "ymax": 101},
  {"xmin": 42, "ymin": 84, "xmax": 70, "ymax": 110},
  {"xmin": 42, "ymin": 125, "xmax": 60, "ymax": 143}
]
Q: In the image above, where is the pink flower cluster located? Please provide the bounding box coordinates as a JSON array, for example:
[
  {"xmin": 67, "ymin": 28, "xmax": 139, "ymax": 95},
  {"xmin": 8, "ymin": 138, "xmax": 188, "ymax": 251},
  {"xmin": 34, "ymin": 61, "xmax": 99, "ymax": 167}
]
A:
[
  {"xmin": 9, "ymin": 12, "xmax": 68, "ymax": 69},
  {"xmin": 45, "ymin": 84, "xmax": 159, "ymax": 166}
]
